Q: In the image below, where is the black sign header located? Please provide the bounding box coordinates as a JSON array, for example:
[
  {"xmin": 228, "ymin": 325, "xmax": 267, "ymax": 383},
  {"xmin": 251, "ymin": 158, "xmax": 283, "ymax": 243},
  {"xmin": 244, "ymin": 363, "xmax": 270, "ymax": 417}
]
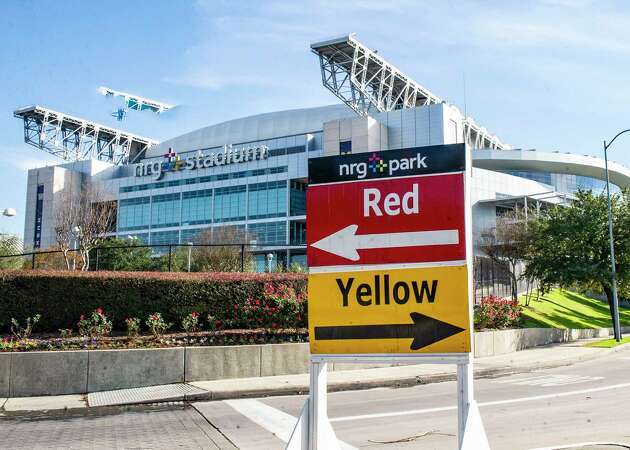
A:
[{"xmin": 308, "ymin": 143, "xmax": 465, "ymax": 185}]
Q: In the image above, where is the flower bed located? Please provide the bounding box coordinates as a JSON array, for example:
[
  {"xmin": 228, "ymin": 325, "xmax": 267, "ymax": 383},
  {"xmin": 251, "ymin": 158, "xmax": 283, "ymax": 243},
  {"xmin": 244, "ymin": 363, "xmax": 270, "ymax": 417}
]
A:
[{"xmin": 0, "ymin": 328, "xmax": 309, "ymax": 352}]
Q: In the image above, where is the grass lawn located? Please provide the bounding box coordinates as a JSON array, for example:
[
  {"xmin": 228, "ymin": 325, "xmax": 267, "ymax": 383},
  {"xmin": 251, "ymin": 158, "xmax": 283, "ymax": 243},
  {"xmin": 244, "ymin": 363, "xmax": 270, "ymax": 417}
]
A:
[
  {"xmin": 584, "ymin": 336, "xmax": 630, "ymax": 348},
  {"xmin": 519, "ymin": 289, "xmax": 630, "ymax": 329}
]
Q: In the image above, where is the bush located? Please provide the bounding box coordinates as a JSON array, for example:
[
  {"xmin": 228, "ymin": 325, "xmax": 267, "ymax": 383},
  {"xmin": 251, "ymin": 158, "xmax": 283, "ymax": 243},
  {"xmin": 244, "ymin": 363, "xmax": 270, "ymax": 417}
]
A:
[
  {"xmin": 230, "ymin": 282, "xmax": 306, "ymax": 330},
  {"xmin": 474, "ymin": 295, "xmax": 522, "ymax": 330},
  {"xmin": 0, "ymin": 270, "xmax": 307, "ymax": 333}
]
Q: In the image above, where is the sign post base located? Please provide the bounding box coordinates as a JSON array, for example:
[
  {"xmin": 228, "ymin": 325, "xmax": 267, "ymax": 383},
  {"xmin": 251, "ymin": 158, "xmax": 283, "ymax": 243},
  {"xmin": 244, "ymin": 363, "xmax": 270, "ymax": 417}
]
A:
[
  {"xmin": 287, "ymin": 355, "xmax": 488, "ymax": 450},
  {"xmin": 286, "ymin": 361, "xmax": 341, "ymax": 450}
]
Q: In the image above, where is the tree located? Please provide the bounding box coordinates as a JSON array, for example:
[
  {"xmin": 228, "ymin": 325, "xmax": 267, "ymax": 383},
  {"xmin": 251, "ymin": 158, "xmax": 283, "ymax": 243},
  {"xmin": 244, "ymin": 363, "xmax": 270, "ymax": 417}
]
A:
[
  {"xmin": 0, "ymin": 234, "xmax": 23, "ymax": 270},
  {"xmin": 188, "ymin": 226, "xmax": 253, "ymax": 272},
  {"xmin": 54, "ymin": 186, "xmax": 116, "ymax": 271},
  {"xmin": 524, "ymin": 189, "xmax": 630, "ymax": 322},
  {"xmin": 480, "ymin": 207, "xmax": 533, "ymax": 301},
  {"xmin": 94, "ymin": 237, "xmax": 156, "ymax": 271}
]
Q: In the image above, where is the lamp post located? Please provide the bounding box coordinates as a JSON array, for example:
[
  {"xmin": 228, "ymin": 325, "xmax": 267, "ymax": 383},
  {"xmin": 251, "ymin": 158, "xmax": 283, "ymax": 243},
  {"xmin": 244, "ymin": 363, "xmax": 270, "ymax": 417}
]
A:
[
  {"xmin": 187, "ymin": 242, "xmax": 193, "ymax": 273},
  {"xmin": 603, "ymin": 129, "xmax": 629, "ymax": 342}
]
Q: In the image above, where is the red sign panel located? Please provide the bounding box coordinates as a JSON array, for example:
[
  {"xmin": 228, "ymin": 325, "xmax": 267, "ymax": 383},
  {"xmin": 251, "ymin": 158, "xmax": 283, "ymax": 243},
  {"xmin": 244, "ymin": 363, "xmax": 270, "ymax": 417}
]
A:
[{"xmin": 307, "ymin": 173, "xmax": 465, "ymax": 268}]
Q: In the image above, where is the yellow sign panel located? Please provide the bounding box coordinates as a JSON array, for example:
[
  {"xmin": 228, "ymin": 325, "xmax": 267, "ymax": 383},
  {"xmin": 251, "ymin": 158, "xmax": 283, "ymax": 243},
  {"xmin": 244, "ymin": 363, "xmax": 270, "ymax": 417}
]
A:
[{"xmin": 308, "ymin": 265, "xmax": 471, "ymax": 354}]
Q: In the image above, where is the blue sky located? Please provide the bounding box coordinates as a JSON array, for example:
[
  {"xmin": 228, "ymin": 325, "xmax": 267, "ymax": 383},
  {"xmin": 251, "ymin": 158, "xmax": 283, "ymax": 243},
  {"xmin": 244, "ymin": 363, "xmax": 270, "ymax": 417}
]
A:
[{"xmin": 1, "ymin": 0, "xmax": 629, "ymax": 238}]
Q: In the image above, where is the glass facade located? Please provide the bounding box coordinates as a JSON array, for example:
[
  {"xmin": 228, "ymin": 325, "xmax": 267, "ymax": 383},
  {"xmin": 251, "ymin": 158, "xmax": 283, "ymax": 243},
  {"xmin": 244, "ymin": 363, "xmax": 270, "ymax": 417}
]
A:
[
  {"xmin": 118, "ymin": 197, "xmax": 151, "ymax": 231},
  {"xmin": 182, "ymin": 189, "xmax": 213, "ymax": 225},
  {"xmin": 503, "ymin": 170, "xmax": 619, "ymax": 195},
  {"xmin": 248, "ymin": 181, "xmax": 287, "ymax": 220},
  {"xmin": 150, "ymin": 230, "xmax": 179, "ymax": 245},
  {"xmin": 33, "ymin": 184, "xmax": 44, "ymax": 248},
  {"xmin": 151, "ymin": 193, "xmax": 180, "ymax": 228},
  {"xmin": 120, "ymin": 166, "xmax": 288, "ymax": 193},
  {"xmin": 289, "ymin": 181, "xmax": 306, "ymax": 216},
  {"xmin": 214, "ymin": 185, "xmax": 247, "ymax": 223},
  {"xmin": 247, "ymin": 221, "xmax": 287, "ymax": 246}
]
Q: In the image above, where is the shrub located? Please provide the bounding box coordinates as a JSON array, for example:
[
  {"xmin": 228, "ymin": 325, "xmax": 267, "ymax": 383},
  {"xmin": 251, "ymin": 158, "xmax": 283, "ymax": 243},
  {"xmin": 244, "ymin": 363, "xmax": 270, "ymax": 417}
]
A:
[
  {"xmin": 0, "ymin": 270, "xmax": 307, "ymax": 332},
  {"xmin": 182, "ymin": 312, "xmax": 201, "ymax": 333},
  {"xmin": 230, "ymin": 282, "xmax": 306, "ymax": 330},
  {"xmin": 474, "ymin": 295, "xmax": 522, "ymax": 330},
  {"xmin": 124, "ymin": 317, "xmax": 141, "ymax": 337},
  {"xmin": 146, "ymin": 312, "xmax": 171, "ymax": 337},
  {"xmin": 59, "ymin": 328, "xmax": 73, "ymax": 338},
  {"xmin": 11, "ymin": 314, "xmax": 41, "ymax": 339},
  {"xmin": 78, "ymin": 308, "xmax": 112, "ymax": 339}
]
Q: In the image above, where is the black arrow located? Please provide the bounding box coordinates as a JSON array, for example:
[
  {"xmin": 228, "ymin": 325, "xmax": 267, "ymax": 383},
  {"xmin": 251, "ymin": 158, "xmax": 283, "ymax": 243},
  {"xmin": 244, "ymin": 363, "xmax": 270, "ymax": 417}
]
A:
[{"xmin": 314, "ymin": 312, "xmax": 465, "ymax": 350}]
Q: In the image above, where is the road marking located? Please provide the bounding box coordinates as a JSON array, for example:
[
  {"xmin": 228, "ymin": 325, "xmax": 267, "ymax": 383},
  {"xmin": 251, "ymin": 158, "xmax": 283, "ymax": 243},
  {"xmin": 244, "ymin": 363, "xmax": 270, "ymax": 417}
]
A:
[
  {"xmin": 225, "ymin": 399, "xmax": 358, "ymax": 450},
  {"xmin": 330, "ymin": 381, "xmax": 630, "ymax": 423},
  {"xmin": 493, "ymin": 374, "xmax": 603, "ymax": 387}
]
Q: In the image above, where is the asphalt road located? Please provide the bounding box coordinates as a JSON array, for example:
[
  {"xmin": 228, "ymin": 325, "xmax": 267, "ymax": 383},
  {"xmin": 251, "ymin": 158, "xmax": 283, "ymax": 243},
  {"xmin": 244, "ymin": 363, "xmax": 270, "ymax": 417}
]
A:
[{"xmin": 1, "ymin": 345, "xmax": 630, "ymax": 449}]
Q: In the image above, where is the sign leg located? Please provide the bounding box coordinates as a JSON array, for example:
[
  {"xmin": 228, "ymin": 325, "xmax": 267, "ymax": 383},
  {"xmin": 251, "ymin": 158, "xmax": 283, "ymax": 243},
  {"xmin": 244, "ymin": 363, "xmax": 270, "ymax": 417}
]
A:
[
  {"xmin": 309, "ymin": 361, "xmax": 341, "ymax": 450},
  {"xmin": 458, "ymin": 361, "xmax": 489, "ymax": 449},
  {"xmin": 457, "ymin": 362, "xmax": 473, "ymax": 448},
  {"xmin": 286, "ymin": 360, "xmax": 341, "ymax": 450}
]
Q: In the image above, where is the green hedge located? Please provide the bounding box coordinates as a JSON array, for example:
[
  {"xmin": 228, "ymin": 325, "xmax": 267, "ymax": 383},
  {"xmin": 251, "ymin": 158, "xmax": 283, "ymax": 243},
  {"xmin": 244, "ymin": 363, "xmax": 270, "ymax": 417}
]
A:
[{"xmin": 0, "ymin": 270, "xmax": 307, "ymax": 333}]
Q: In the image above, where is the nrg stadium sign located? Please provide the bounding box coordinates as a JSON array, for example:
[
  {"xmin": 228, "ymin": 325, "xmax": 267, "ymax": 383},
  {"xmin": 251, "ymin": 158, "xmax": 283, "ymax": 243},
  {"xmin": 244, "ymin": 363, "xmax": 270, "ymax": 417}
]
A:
[{"xmin": 135, "ymin": 144, "xmax": 269, "ymax": 180}]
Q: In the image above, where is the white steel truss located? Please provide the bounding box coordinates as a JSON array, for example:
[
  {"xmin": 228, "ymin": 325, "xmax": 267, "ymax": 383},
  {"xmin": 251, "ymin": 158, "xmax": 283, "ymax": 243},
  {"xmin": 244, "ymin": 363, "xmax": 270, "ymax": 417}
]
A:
[
  {"xmin": 311, "ymin": 34, "xmax": 507, "ymax": 150},
  {"xmin": 14, "ymin": 105, "xmax": 158, "ymax": 165}
]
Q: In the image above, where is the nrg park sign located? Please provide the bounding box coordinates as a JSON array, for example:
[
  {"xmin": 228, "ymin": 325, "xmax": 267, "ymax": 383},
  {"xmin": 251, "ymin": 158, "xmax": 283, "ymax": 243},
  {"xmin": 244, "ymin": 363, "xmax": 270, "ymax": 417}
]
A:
[{"xmin": 135, "ymin": 144, "xmax": 269, "ymax": 180}]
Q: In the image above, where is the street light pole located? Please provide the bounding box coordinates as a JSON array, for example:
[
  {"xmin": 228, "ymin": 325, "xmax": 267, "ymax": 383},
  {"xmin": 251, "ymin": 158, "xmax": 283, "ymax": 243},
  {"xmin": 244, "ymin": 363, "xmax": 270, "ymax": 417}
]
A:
[{"xmin": 603, "ymin": 129, "xmax": 630, "ymax": 342}]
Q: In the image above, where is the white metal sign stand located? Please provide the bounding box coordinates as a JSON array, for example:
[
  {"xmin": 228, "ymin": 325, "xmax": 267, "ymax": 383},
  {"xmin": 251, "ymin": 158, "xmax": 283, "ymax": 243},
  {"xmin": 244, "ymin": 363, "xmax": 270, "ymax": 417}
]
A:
[
  {"xmin": 286, "ymin": 354, "xmax": 488, "ymax": 449},
  {"xmin": 289, "ymin": 146, "xmax": 489, "ymax": 449}
]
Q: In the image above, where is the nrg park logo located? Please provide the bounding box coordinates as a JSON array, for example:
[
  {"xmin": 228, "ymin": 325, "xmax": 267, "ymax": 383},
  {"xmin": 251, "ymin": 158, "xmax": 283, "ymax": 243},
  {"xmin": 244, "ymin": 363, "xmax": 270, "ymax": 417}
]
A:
[
  {"xmin": 135, "ymin": 144, "xmax": 269, "ymax": 180},
  {"xmin": 339, "ymin": 151, "xmax": 428, "ymax": 180}
]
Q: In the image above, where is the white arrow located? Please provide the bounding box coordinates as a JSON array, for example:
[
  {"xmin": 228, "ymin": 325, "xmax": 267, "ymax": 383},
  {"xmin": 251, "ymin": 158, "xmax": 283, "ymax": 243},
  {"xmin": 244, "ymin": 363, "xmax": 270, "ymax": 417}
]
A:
[{"xmin": 311, "ymin": 224, "xmax": 459, "ymax": 261}]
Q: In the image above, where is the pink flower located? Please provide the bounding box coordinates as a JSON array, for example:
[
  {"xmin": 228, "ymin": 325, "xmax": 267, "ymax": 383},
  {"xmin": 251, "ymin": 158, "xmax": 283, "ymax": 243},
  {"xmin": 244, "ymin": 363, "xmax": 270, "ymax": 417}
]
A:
[
  {"xmin": 191, "ymin": 312, "xmax": 199, "ymax": 318},
  {"xmin": 95, "ymin": 308, "xmax": 104, "ymax": 315}
]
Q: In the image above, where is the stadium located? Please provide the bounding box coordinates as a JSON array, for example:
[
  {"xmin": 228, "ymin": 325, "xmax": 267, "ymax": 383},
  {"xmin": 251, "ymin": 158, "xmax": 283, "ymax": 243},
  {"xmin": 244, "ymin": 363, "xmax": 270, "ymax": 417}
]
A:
[{"xmin": 16, "ymin": 34, "xmax": 630, "ymax": 271}]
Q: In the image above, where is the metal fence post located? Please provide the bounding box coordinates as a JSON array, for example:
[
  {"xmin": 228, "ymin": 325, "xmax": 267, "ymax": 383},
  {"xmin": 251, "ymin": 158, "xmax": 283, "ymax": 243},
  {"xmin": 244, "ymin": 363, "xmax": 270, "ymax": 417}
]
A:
[
  {"xmin": 95, "ymin": 248, "xmax": 99, "ymax": 271},
  {"xmin": 241, "ymin": 244, "xmax": 245, "ymax": 272},
  {"xmin": 168, "ymin": 245, "xmax": 172, "ymax": 272},
  {"xmin": 31, "ymin": 253, "xmax": 35, "ymax": 269}
]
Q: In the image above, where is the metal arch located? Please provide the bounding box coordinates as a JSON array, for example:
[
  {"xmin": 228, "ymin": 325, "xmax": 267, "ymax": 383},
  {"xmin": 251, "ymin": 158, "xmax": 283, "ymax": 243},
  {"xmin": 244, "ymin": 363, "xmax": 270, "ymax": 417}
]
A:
[
  {"xmin": 14, "ymin": 106, "xmax": 158, "ymax": 165},
  {"xmin": 311, "ymin": 34, "xmax": 508, "ymax": 150}
]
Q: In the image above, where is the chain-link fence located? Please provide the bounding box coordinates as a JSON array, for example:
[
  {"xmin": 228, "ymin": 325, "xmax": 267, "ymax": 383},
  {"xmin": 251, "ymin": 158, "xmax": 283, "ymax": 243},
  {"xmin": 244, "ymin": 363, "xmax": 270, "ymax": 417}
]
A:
[{"xmin": 0, "ymin": 243, "xmax": 307, "ymax": 273}]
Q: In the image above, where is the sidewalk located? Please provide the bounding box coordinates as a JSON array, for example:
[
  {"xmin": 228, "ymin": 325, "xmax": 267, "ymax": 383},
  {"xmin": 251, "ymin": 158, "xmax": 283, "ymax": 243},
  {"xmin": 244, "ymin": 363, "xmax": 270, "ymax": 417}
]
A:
[{"xmin": 1, "ymin": 340, "xmax": 626, "ymax": 414}]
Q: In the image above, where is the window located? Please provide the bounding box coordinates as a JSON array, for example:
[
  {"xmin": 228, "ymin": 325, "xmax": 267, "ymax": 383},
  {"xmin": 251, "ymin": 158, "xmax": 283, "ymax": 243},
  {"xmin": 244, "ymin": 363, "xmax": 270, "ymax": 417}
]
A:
[
  {"xmin": 214, "ymin": 185, "xmax": 246, "ymax": 222},
  {"xmin": 339, "ymin": 140, "xmax": 352, "ymax": 155},
  {"xmin": 248, "ymin": 181, "xmax": 287, "ymax": 220},
  {"xmin": 290, "ymin": 221, "xmax": 306, "ymax": 245},
  {"xmin": 151, "ymin": 193, "xmax": 181, "ymax": 228},
  {"xmin": 182, "ymin": 189, "xmax": 213, "ymax": 225},
  {"xmin": 120, "ymin": 166, "xmax": 288, "ymax": 193},
  {"xmin": 289, "ymin": 180, "xmax": 306, "ymax": 216},
  {"xmin": 118, "ymin": 196, "xmax": 151, "ymax": 231},
  {"xmin": 247, "ymin": 221, "xmax": 287, "ymax": 246},
  {"xmin": 33, "ymin": 184, "xmax": 44, "ymax": 248}
]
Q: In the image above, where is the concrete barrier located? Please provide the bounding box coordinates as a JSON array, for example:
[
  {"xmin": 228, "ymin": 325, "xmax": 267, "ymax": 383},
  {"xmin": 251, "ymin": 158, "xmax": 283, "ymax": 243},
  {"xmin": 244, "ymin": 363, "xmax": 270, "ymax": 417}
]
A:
[
  {"xmin": 185, "ymin": 345, "xmax": 261, "ymax": 381},
  {"xmin": 10, "ymin": 351, "xmax": 88, "ymax": 397},
  {"xmin": 261, "ymin": 343, "xmax": 310, "ymax": 377},
  {"xmin": 88, "ymin": 348, "xmax": 184, "ymax": 392},
  {"xmin": 0, "ymin": 353, "xmax": 11, "ymax": 397},
  {"xmin": 1, "ymin": 326, "xmax": 627, "ymax": 397}
]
